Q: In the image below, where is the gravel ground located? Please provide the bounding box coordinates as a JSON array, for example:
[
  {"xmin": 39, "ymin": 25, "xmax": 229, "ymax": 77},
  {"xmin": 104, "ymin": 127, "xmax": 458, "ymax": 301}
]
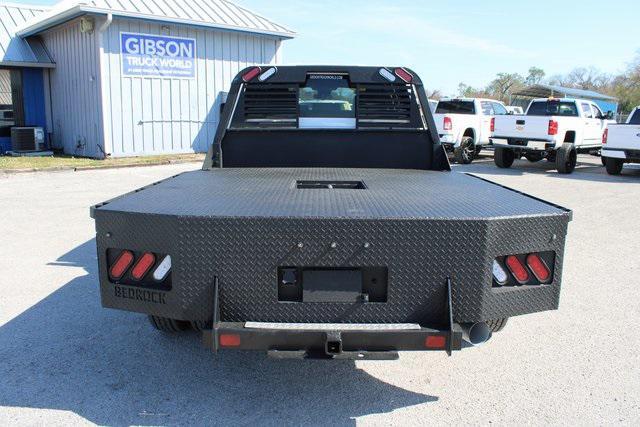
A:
[{"xmin": 0, "ymin": 155, "xmax": 639, "ymax": 426}]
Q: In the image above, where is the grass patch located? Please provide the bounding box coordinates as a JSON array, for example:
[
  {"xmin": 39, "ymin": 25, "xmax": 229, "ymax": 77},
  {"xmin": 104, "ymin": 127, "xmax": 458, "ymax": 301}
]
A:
[{"xmin": 0, "ymin": 153, "xmax": 205, "ymax": 171}]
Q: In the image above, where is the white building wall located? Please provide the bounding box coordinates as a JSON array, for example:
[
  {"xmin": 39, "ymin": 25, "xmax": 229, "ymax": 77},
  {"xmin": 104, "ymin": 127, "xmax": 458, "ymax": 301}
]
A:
[
  {"xmin": 41, "ymin": 18, "xmax": 105, "ymax": 158},
  {"xmin": 100, "ymin": 17, "xmax": 282, "ymax": 157}
]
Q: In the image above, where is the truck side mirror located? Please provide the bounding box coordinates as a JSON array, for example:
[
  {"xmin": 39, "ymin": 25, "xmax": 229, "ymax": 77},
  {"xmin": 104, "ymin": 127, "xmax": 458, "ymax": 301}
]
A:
[{"xmin": 605, "ymin": 111, "xmax": 614, "ymax": 120}]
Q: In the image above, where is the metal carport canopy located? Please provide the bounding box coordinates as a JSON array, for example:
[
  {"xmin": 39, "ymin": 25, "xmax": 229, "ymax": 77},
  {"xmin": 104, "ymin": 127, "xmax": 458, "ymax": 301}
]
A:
[{"xmin": 512, "ymin": 84, "xmax": 617, "ymax": 101}]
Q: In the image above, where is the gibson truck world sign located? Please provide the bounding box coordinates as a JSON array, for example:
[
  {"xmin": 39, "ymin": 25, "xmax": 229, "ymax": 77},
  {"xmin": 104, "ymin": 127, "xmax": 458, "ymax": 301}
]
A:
[{"xmin": 120, "ymin": 32, "xmax": 196, "ymax": 78}]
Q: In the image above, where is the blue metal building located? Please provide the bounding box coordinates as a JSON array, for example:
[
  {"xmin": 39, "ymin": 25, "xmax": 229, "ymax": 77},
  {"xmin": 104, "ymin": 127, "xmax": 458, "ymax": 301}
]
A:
[
  {"xmin": 0, "ymin": 3, "xmax": 54, "ymax": 153},
  {"xmin": 1, "ymin": 0, "xmax": 294, "ymax": 158}
]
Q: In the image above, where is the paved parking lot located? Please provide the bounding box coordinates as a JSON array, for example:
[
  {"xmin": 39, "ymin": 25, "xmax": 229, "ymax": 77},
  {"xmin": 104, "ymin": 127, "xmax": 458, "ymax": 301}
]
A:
[{"xmin": 1, "ymin": 155, "xmax": 639, "ymax": 425}]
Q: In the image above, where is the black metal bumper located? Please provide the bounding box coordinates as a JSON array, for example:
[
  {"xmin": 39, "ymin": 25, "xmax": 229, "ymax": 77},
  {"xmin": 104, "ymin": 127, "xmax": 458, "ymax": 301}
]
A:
[
  {"xmin": 203, "ymin": 323, "xmax": 463, "ymax": 359},
  {"xmin": 202, "ymin": 279, "xmax": 463, "ymax": 359}
]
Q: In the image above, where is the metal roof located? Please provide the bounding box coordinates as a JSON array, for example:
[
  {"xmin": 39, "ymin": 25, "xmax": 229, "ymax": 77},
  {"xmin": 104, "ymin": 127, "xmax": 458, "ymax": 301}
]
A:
[
  {"xmin": 17, "ymin": 0, "xmax": 295, "ymax": 39},
  {"xmin": 513, "ymin": 83, "xmax": 617, "ymax": 101},
  {"xmin": 0, "ymin": 2, "xmax": 54, "ymax": 67}
]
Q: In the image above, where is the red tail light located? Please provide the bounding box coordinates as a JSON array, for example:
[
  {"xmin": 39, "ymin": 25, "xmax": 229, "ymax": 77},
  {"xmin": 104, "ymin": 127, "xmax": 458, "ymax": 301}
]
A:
[
  {"xmin": 242, "ymin": 66, "xmax": 261, "ymax": 82},
  {"xmin": 490, "ymin": 117, "xmax": 495, "ymax": 132},
  {"xmin": 131, "ymin": 252, "xmax": 155, "ymax": 281},
  {"xmin": 219, "ymin": 334, "xmax": 241, "ymax": 347},
  {"xmin": 505, "ymin": 255, "xmax": 529, "ymax": 284},
  {"xmin": 394, "ymin": 68, "xmax": 413, "ymax": 83},
  {"xmin": 602, "ymin": 128, "xmax": 608, "ymax": 145},
  {"xmin": 425, "ymin": 335, "xmax": 446, "ymax": 349},
  {"xmin": 443, "ymin": 116, "xmax": 452, "ymax": 131},
  {"xmin": 109, "ymin": 250, "xmax": 134, "ymax": 280},
  {"xmin": 548, "ymin": 119, "xmax": 558, "ymax": 135},
  {"xmin": 526, "ymin": 253, "xmax": 551, "ymax": 282}
]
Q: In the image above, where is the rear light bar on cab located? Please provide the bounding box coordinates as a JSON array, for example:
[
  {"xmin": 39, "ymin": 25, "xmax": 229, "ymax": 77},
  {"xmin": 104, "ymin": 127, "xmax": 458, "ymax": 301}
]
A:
[
  {"xmin": 242, "ymin": 66, "xmax": 262, "ymax": 82},
  {"xmin": 492, "ymin": 251, "xmax": 554, "ymax": 287},
  {"xmin": 394, "ymin": 68, "xmax": 413, "ymax": 83}
]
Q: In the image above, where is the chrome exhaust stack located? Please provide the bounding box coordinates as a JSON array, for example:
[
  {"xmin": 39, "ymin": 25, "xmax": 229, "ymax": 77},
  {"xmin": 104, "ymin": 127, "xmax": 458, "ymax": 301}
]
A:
[{"xmin": 461, "ymin": 322, "xmax": 492, "ymax": 346}]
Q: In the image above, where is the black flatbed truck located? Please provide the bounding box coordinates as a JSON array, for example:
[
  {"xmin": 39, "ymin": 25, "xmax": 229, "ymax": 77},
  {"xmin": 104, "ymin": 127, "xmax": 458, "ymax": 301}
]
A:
[{"xmin": 91, "ymin": 66, "xmax": 571, "ymax": 359}]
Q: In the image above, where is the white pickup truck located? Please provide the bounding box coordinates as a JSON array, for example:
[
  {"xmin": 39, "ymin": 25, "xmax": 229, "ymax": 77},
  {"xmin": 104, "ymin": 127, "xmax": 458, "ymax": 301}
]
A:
[
  {"xmin": 490, "ymin": 98, "xmax": 614, "ymax": 173},
  {"xmin": 434, "ymin": 98, "xmax": 509, "ymax": 164},
  {"xmin": 601, "ymin": 106, "xmax": 640, "ymax": 175}
]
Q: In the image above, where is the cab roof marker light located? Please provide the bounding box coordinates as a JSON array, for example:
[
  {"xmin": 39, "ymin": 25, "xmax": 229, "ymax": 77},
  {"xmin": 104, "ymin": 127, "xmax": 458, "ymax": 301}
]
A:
[
  {"xmin": 131, "ymin": 252, "xmax": 156, "ymax": 281},
  {"xmin": 492, "ymin": 259, "xmax": 508, "ymax": 285},
  {"xmin": 394, "ymin": 67, "xmax": 413, "ymax": 83},
  {"xmin": 258, "ymin": 67, "xmax": 277, "ymax": 82},
  {"xmin": 379, "ymin": 68, "xmax": 396, "ymax": 82},
  {"xmin": 152, "ymin": 255, "xmax": 172, "ymax": 282},
  {"xmin": 242, "ymin": 66, "xmax": 261, "ymax": 82}
]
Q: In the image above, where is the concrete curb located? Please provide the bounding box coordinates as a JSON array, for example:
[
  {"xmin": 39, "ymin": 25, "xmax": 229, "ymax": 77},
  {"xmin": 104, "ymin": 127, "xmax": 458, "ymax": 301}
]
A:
[{"xmin": 0, "ymin": 158, "xmax": 202, "ymax": 174}]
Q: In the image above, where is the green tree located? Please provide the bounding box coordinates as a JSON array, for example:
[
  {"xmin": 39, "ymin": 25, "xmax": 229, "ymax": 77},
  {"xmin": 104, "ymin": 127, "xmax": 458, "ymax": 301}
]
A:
[
  {"xmin": 486, "ymin": 73, "xmax": 525, "ymax": 103},
  {"xmin": 525, "ymin": 67, "xmax": 546, "ymax": 85},
  {"xmin": 457, "ymin": 83, "xmax": 489, "ymax": 98}
]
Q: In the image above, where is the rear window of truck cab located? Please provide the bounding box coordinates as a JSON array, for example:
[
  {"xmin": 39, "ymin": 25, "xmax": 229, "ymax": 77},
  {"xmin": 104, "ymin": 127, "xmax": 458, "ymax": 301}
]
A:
[
  {"xmin": 527, "ymin": 101, "xmax": 578, "ymax": 117},
  {"xmin": 435, "ymin": 100, "xmax": 475, "ymax": 115},
  {"xmin": 298, "ymin": 75, "xmax": 356, "ymax": 128},
  {"xmin": 629, "ymin": 110, "xmax": 640, "ymax": 124}
]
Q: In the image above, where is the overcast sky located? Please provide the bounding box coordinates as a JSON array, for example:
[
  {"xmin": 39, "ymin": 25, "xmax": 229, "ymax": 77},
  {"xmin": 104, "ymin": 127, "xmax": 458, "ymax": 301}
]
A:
[{"xmin": 28, "ymin": 0, "xmax": 639, "ymax": 95}]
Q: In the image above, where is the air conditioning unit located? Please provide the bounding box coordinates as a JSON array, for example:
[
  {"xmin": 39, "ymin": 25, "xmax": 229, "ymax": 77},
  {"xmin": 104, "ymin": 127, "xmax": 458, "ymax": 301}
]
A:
[{"xmin": 11, "ymin": 127, "xmax": 45, "ymax": 152}]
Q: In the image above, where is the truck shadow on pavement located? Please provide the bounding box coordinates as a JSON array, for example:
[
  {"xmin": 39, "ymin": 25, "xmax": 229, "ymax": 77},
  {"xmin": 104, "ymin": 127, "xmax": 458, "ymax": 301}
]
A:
[{"xmin": 0, "ymin": 239, "xmax": 436, "ymax": 425}]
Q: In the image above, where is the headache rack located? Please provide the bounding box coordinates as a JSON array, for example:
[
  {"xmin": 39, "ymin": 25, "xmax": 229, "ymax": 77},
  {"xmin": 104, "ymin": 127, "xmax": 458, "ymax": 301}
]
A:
[
  {"xmin": 356, "ymin": 84, "xmax": 417, "ymax": 128},
  {"xmin": 231, "ymin": 82, "xmax": 423, "ymax": 130}
]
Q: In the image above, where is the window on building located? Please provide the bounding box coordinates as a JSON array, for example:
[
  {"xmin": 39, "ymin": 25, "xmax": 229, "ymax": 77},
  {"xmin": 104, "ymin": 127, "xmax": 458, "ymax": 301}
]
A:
[{"xmin": 0, "ymin": 69, "xmax": 15, "ymax": 137}]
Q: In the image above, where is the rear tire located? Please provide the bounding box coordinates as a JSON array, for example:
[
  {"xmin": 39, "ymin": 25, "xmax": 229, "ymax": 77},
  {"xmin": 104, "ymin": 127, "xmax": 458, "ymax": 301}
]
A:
[
  {"xmin": 556, "ymin": 144, "xmax": 577, "ymax": 174},
  {"xmin": 605, "ymin": 157, "xmax": 623, "ymax": 175},
  {"xmin": 454, "ymin": 137, "xmax": 475, "ymax": 164},
  {"xmin": 148, "ymin": 315, "xmax": 190, "ymax": 332},
  {"xmin": 190, "ymin": 320, "xmax": 213, "ymax": 331},
  {"xmin": 601, "ymin": 155, "xmax": 607, "ymax": 166},
  {"xmin": 494, "ymin": 147, "xmax": 515, "ymax": 168},
  {"xmin": 486, "ymin": 318, "xmax": 508, "ymax": 333}
]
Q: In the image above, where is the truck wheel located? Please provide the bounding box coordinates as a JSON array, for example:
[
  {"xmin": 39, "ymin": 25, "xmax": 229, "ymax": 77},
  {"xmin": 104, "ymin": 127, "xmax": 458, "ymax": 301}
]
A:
[
  {"xmin": 148, "ymin": 315, "xmax": 190, "ymax": 332},
  {"xmin": 486, "ymin": 318, "xmax": 508, "ymax": 333},
  {"xmin": 556, "ymin": 145, "xmax": 577, "ymax": 174},
  {"xmin": 605, "ymin": 157, "xmax": 623, "ymax": 175},
  {"xmin": 525, "ymin": 152, "xmax": 543, "ymax": 162},
  {"xmin": 494, "ymin": 147, "xmax": 515, "ymax": 168},
  {"xmin": 190, "ymin": 320, "xmax": 213, "ymax": 331},
  {"xmin": 454, "ymin": 137, "xmax": 475, "ymax": 164},
  {"xmin": 601, "ymin": 156, "xmax": 607, "ymax": 166}
]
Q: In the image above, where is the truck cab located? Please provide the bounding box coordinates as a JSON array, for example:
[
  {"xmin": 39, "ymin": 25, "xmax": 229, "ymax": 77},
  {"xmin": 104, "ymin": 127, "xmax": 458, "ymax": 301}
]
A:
[
  {"xmin": 91, "ymin": 66, "xmax": 571, "ymax": 360},
  {"xmin": 491, "ymin": 98, "xmax": 614, "ymax": 173},
  {"xmin": 434, "ymin": 98, "xmax": 509, "ymax": 164}
]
